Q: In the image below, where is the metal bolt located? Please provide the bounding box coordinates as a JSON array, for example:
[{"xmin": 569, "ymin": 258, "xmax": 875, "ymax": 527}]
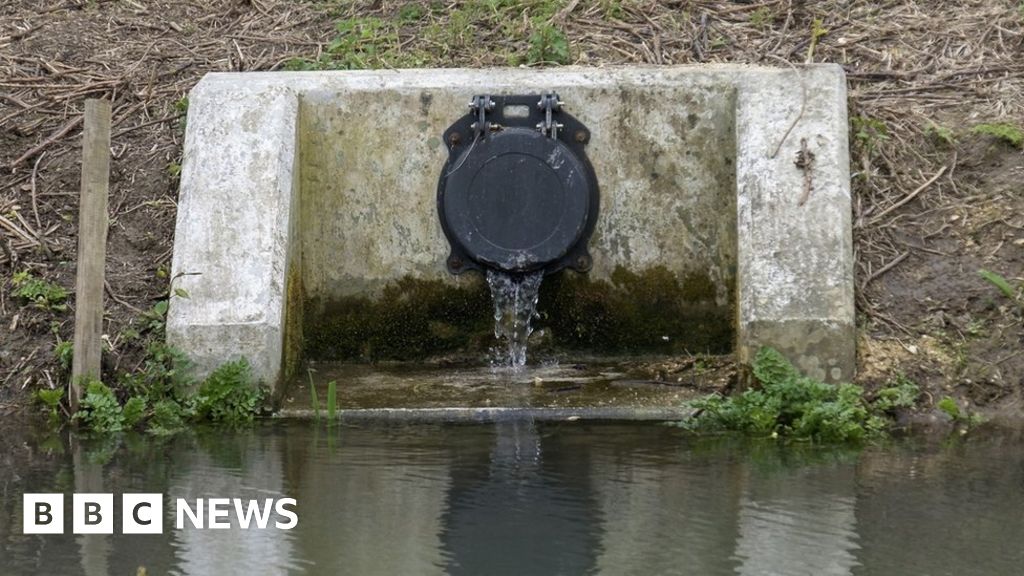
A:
[
  {"xmin": 449, "ymin": 132, "xmax": 462, "ymax": 145},
  {"xmin": 576, "ymin": 255, "xmax": 591, "ymax": 269},
  {"xmin": 574, "ymin": 130, "xmax": 588, "ymax": 143},
  {"xmin": 449, "ymin": 256, "xmax": 463, "ymax": 270}
]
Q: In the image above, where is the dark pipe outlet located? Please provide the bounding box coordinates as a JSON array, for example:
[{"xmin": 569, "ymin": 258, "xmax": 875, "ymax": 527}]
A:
[{"xmin": 437, "ymin": 93, "xmax": 599, "ymax": 276}]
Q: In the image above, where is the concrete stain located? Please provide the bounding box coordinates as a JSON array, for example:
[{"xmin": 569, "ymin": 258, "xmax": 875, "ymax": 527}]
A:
[{"xmin": 302, "ymin": 266, "xmax": 733, "ymax": 362}]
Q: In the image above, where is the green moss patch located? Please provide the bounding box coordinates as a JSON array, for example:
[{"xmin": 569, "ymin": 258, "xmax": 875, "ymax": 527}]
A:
[
  {"xmin": 538, "ymin": 266, "xmax": 732, "ymax": 355},
  {"xmin": 303, "ymin": 265, "xmax": 733, "ymax": 361},
  {"xmin": 304, "ymin": 276, "xmax": 494, "ymax": 361}
]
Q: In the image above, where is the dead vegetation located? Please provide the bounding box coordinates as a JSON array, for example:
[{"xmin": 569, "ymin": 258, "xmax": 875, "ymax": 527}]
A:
[{"xmin": 1, "ymin": 0, "xmax": 1022, "ymax": 411}]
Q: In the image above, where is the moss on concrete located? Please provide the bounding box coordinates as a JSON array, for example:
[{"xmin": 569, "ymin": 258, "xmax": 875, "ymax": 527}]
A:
[
  {"xmin": 537, "ymin": 266, "xmax": 733, "ymax": 355},
  {"xmin": 281, "ymin": 263, "xmax": 305, "ymax": 390},
  {"xmin": 303, "ymin": 265, "xmax": 733, "ymax": 361},
  {"xmin": 304, "ymin": 275, "xmax": 493, "ymax": 361}
]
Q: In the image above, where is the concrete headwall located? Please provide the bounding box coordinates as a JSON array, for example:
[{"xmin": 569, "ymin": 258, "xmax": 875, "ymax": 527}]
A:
[
  {"xmin": 167, "ymin": 66, "xmax": 853, "ymax": 392},
  {"xmin": 299, "ymin": 77, "xmax": 737, "ymax": 303}
]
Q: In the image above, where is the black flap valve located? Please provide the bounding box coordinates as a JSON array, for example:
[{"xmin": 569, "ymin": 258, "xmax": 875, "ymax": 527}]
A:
[{"xmin": 437, "ymin": 92, "xmax": 599, "ymax": 276}]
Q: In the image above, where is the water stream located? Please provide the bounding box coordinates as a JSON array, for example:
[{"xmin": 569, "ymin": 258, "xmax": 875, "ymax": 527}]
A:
[{"xmin": 486, "ymin": 269, "xmax": 544, "ymax": 370}]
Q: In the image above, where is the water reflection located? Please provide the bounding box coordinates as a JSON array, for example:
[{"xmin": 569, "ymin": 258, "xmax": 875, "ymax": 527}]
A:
[
  {"xmin": 72, "ymin": 437, "xmax": 112, "ymax": 576},
  {"xmin": 589, "ymin": 429, "xmax": 746, "ymax": 575},
  {"xmin": 168, "ymin": 431, "xmax": 300, "ymax": 575},
  {"xmin": 853, "ymin": 436, "xmax": 1024, "ymax": 575},
  {"xmin": 441, "ymin": 420, "xmax": 601, "ymax": 575},
  {"xmin": 733, "ymin": 458, "xmax": 860, "ymax": 576},
  {"xmin": 2, "ymin": 422, "xmax": 1024, "ymax": 575},
  {"xmin": 287, "ymin": 425, "xmax": 452, "ymax": 575}
]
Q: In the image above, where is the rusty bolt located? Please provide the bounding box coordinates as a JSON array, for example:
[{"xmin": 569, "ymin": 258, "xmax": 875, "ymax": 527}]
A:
[
  {"xmin": 448, "ymin": 132, "xmax": 462, "ymax": 145},
  {"xmin": 448, "ymin": 256, "xmax": 463, "ymax": 270},
  {"xmin": 574, "ymin": 130, "xmax": 588, "ymax": 143}
]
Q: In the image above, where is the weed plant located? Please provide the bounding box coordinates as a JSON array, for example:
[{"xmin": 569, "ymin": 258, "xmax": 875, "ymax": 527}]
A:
[{"xmin": 684, "ymin": 348, "xmax": 920, "ymax": 443}]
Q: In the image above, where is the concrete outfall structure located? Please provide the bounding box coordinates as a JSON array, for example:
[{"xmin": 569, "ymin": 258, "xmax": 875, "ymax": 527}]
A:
[{"xmin": 168, "ymin": 65, "xmax": 853, "ymax": 394}]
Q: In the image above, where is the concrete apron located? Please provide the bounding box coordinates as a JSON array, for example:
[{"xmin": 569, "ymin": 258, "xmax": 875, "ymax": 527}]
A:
[
  {"xmin": 167, "ymin": 66, "xmax": 854, "ymax": 399},
  {"xmin": 275, "ymin": 407, "xmax": 691, "ymax": 423}
]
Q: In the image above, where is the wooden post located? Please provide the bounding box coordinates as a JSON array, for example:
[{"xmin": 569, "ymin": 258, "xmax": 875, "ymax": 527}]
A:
[{"xmin": 71, "ymin": 99, "xmax": 111, "ymax": 412}]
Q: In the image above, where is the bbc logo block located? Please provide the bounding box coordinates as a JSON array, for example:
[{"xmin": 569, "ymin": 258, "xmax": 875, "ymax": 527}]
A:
[
  {"xmin": 73, "ymin": 493, "xmax": 114, "ymax": 534},
  {"xmin": 123, "ymin": 493, "xmax": 163, "ymax": 534},
  {"xmin": 24, "ymin": 494, "xmax": 163, "ymax": 535},
  {"xmin": 23, "ymin": 494, "xmax": 63, "ymax": 534}
]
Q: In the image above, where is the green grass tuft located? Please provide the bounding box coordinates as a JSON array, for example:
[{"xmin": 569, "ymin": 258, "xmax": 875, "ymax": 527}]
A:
[
  {"xmin": 527, "ymin": 23, "xmax": 570, "ymax": 64},
  {"xmin": 326, "ymin": 380, "xmax": 337, "ymax": 422},
  {"xmin": 972, "ymin": 122, "xmax": 1024, "ymax": 148},
  {"xmin": 309, "ymin": 370, "xmax": 321, "ymax": 419},
  {"xmin": 978, "ymin": 269, "xmax": 1019, "ymax": 301},
  {"xmin": 925, "ymin": 122, "xmax": 956, "ymax": 147}
]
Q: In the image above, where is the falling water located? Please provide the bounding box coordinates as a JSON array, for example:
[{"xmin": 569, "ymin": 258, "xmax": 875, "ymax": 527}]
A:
[{"xmin": 486, "ymin": 269, "xmax": 544, "ymax": 370}]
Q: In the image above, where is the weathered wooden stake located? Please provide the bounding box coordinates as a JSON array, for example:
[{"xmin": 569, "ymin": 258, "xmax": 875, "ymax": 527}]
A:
[{"xmin": 71, "ymin": 99, "xmax": 111, "ymax": 412}]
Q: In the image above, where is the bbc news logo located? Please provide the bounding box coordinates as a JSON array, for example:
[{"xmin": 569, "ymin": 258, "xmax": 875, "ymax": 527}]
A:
[{"xmin": 23, "ymin": 494, "xmax": 298, "ymax": 534}]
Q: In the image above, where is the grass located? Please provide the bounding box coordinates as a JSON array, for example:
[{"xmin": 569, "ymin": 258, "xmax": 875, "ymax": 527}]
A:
[
  {"xmin": 979, "ymin": 269, "xmax": 1023, "ymax": 316},
  {"xmin": 527, "ymin": 23, "xmax": 571, "ymax": 64},
  {"xmin": 972, "ymin": 122, "xmax": 1024, "ymax": 148},
  {"xmin": 749, "ymin": 7, "xmax": 771, "ymax": 29},
  {"xmin": 286, "ymin": 1, "xmax": 573, "ymax": 70},
  {"xmin": 925, "ymin": 122, "xmax": 956, "ymax": 147},
  {"xmin": 326, "ymin": 380, "xmax": 337, "ymax": 422},
  {"xmin": 309, "ymin": 370, "xmax": 321, "ymax": 419},
  {"xmin": 851, "ymin": 115, "xmax": 889, "ymax": 157},
  {"xmin": 979, "ymin": 269, "xmax": 1019, "ymax": 301}
]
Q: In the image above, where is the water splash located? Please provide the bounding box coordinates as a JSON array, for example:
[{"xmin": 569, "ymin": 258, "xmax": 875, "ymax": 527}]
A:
[{"xmin": 486, "ymin": 269, "xmax": 544, "ymax": 370}]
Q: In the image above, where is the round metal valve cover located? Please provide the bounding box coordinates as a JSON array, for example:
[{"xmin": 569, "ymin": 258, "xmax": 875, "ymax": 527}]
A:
[{"xmin": 441, "ymin": 128, "xmax": 591, "ymax": 273}]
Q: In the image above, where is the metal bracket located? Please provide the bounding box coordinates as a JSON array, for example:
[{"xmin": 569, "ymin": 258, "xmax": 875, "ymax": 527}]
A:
[
  {"xmin": 536, "ymin": 91, "xmax": 564, "ymax": 139},
  {"xmin": 469, "ymin": 95, "xmax": 494, "ymax": 139}
]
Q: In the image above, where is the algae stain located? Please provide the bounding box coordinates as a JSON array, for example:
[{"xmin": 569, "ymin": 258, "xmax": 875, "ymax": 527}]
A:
[
  {"xmin": 537, "ymin": 266, "xmax": 732, "ymax": 355},
  {"xmin": 282, "ymin": 263, "xmax": 305, "ymax": 382},
  {"xmin": 302, "ymin": 266, "xmax": 733, "ymax": 361},
  {"xmin": 304, "ymin": 275, "xmax": 493, "ymax": 361}
]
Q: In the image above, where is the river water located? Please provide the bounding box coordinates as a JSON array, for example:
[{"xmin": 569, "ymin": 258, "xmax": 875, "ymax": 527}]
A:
[{"xmin": 1, "ymin": 420, "xmax": 1022, "ymax": 575}]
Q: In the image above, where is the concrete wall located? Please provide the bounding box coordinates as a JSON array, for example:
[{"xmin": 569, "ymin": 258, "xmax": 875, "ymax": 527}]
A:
[
  {"xmin": 168, "ymin": 66, "xmax": 854, "ymax": 393},
  {"xmin": 299, "ymin": 78, "xmax": 737, "ymax": 303}
]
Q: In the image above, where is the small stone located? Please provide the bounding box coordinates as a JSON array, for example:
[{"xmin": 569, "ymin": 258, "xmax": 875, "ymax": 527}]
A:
[{"xmin": 567, "ymin": 416, "xmax": 581, "ymax": 421}]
